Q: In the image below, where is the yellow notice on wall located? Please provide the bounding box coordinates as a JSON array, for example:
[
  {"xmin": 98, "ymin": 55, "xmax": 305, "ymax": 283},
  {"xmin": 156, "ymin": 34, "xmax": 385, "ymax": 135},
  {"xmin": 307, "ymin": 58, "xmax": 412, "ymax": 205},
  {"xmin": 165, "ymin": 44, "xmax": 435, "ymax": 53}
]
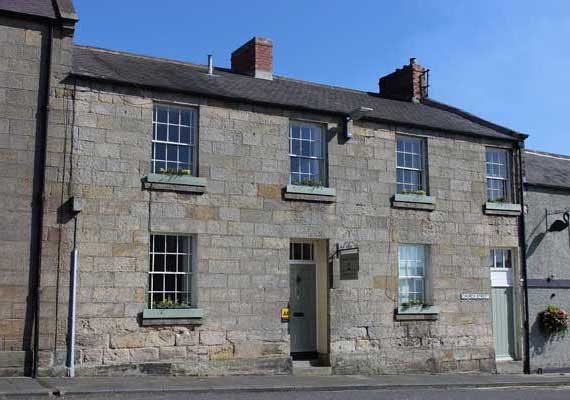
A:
[{"xmin": 281, "ymin": 307, "xmax": 289, "ymax": 322}]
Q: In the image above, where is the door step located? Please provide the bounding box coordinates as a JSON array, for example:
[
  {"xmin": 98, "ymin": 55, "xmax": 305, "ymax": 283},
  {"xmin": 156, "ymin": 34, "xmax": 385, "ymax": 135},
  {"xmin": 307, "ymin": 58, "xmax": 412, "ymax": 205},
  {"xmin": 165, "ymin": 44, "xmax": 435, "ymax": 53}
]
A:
[
  {"xmin": 292, "ymin": 360, "xmax": 332, "ymax": 376},
  {"xmin": 496, "ymin": 359, "xmax": 524, "ymax": 374}
]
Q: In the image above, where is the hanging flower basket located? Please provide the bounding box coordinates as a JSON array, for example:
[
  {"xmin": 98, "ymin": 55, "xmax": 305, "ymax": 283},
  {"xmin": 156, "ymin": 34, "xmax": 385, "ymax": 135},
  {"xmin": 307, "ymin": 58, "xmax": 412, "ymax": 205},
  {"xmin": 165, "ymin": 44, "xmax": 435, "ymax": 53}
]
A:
[{"xmin": 540, "ymin": 305, "xmax": 569, "ymax": 336}]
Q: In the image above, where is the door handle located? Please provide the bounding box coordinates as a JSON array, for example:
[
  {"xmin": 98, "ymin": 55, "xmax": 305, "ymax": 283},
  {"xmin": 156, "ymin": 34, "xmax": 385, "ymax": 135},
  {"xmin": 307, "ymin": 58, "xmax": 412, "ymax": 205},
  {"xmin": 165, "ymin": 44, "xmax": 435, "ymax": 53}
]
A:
[{"xmin": 293, "ymin": 312, "xmax": 304, "ymax": 317}]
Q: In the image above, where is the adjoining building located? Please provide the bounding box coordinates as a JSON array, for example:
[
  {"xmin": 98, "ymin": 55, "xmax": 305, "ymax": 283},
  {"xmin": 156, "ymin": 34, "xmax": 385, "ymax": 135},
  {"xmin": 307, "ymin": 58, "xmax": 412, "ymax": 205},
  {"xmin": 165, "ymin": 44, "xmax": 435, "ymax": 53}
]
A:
[
  {"xmin": 524, "ymin": 150, "xmax": 570, "ymax": 373},
  {"xmin": 0, "ymin": 0, "xmax": 530, "ymax": 377}
]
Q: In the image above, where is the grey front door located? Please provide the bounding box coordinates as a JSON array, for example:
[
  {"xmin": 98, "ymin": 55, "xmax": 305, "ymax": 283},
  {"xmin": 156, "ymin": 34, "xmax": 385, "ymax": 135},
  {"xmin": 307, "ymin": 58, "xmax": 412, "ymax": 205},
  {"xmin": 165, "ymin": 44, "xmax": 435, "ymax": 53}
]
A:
[
  {"xmin": 289, "ymin": 264, "xmax": 317, "ymax": 353},
  {"xmin": 490, "ymin": 248, "xmax": 515, "ymax": 360},
  {"xmin": 491, "ymin": 287, "xmax": 515, "ymax": 359}
]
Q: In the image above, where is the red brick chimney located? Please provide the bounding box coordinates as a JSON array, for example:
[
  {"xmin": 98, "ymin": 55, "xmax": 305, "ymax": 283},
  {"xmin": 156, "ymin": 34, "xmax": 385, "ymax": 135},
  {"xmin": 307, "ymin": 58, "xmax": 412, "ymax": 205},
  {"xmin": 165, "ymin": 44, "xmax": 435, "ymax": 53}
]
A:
[
  {"xmin": 379, "ymin": 58, "xmax": 428, "ymax": 102},
  {"xmin": 231, "ymin": 37, "xmax": 273, "ymax": 80}
]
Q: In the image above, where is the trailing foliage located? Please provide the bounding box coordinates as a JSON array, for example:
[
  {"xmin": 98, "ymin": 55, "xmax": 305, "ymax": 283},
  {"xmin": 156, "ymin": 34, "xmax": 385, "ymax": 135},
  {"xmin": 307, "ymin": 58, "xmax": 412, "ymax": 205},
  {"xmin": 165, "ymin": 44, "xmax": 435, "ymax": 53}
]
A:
[{"xmin": 540, "ymin": 304, "xmax": 568, "ymax": 336}]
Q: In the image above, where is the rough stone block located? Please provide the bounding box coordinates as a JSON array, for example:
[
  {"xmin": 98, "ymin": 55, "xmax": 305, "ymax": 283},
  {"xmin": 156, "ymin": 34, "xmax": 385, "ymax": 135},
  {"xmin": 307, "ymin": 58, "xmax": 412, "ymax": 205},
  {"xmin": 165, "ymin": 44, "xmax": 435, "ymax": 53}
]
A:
[
  {"xmin": 175, "ymin": 331, "xmax": 199, "ymax": 346},
  {"xmin": 129, "ymin": 347, "xmax": 159, "ymax": 362},
  {"xmin": 200, "ymin": 331, "xmax": 226, "ymax": 346}
]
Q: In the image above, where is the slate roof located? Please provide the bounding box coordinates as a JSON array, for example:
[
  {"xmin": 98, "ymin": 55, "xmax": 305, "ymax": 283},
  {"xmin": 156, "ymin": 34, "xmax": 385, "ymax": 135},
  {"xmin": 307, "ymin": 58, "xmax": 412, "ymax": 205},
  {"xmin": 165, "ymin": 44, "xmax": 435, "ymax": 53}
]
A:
[
  {"xmin": 0, "ymin": 0, "xmax": 56, "ymax": 19},
  {"xmin": 71, "ymin": 45, "xmax": 525, "ymax": 142},
  {"xmin": 525, "ymin": 150, "xmax": 570, "ymax": 189},
  {"xmin": 0, "ymin": 0, "xmax": 77, "ymax": 21}
]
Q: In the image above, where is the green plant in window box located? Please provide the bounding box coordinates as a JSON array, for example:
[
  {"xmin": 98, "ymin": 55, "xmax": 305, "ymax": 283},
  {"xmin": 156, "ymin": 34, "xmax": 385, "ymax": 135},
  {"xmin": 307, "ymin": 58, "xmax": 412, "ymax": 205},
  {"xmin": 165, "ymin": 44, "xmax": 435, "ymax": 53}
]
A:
[
  {"xmin": 154, "ymin": 299, "xmax": 190, "ymax": 309},
  {"xmin": 402, "ymin": 189, "xmax": 427, "ymax": 196},
  {"xmin": 159, "ymin": 167, "xmax": 192, "ymax": 176},
  {"xmin": 297, "ymin": 178, "xmax": 324, "ymax": 188},
  {"xmin": 488, "ymin": 197, "xmax": 505, "ymax": 203},
  {"xmin": 401, "ymin": 300, "xmax": 433, "ymax": 308},
  {"xmin": 540, "ymin": 304, "xmax": 568, "ymax": 336}
]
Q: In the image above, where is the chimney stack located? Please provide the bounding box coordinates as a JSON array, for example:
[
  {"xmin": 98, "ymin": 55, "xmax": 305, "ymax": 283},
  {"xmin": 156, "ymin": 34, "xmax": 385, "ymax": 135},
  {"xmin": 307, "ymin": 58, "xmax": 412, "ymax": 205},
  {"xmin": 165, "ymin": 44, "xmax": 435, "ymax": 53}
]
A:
[
  {"xmin": 379, "ymin": 58, "xmax": 428, "ymax": 102},
  {"xmin": 231, "ymin": 37, "xmax": 273, "ymax": 80}
]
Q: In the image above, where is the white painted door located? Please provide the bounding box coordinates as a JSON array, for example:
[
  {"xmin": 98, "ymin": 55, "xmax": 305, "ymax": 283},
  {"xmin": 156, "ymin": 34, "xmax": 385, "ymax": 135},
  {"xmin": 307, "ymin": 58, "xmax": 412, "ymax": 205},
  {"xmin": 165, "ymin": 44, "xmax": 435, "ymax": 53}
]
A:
[
  {"xmin": 490, "ymin": 249, "xmax": 515, "ymax": 360},
  {"xmin": 289, "ymin": 264, "xmax": 317, "ymax": 353}
]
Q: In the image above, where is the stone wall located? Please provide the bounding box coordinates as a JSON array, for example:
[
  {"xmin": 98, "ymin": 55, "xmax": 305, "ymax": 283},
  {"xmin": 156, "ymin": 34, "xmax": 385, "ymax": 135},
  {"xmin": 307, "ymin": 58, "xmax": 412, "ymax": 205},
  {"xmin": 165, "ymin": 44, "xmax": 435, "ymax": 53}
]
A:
[
  {"xmin": 0, "ymin": 15, "xmax": 49, "ymax": 376},
  {"xmin": 29, "ymin": 73, "xmax": 523, "ymax": 376},
  {"xmin": 0, "ymin": 10, "xmax": 75, "ymax": 376},
  {"xmin": 525, "ymin": 187, "xmax": 570, "ymax": 372}
]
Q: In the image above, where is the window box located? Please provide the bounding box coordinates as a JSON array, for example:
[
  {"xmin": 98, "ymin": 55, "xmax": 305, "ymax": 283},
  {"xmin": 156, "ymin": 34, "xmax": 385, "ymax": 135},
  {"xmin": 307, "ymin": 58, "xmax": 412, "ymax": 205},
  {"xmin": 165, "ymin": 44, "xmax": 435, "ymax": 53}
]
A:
[
  {"xmin": 397, "ymin": 304, "xmax": 439, "ymax": 315},
  {"xmin": 146, "ymin": 173, "xmax": 207, "ymax": 186},
  {"xmin": 143, "ymin": 173, "xmax": 207, "ymax": 194},
  {"xmin": 143, "ymin": 308, "xmax": 203, "ymax": 319},
  {"xmin": 395, "ymin": 305, "xmax": 439, "ymax": 321},
  {"xmin": 484, "ymin": 202, "xmax": 521, "ymax": 216},
  {"xmin": 392, "ymin": 193, "xmax": 436, "ymax": 211},
  {"xmin": 142, "ymin": 308, "xmax": 203, "ymax": 326},
  {"xmin": 283, "ymin": 184, "xmax": 336, "ymax": 203}
]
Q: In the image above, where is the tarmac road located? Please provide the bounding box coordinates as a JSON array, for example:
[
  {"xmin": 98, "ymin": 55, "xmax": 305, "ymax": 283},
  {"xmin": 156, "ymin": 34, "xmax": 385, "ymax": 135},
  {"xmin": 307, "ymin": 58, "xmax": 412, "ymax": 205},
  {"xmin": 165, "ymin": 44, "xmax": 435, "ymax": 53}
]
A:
[{"xmin": 59, "ymin": 385, "xmax": 570, "ymax": 400}]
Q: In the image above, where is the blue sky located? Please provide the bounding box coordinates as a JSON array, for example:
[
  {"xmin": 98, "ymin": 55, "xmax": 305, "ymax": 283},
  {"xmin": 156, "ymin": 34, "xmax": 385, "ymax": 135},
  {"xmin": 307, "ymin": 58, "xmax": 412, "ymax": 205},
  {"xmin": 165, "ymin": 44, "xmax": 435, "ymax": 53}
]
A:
[{"xmin": 73, "ymin": 0, "xmax": 570, "ymax": 154}]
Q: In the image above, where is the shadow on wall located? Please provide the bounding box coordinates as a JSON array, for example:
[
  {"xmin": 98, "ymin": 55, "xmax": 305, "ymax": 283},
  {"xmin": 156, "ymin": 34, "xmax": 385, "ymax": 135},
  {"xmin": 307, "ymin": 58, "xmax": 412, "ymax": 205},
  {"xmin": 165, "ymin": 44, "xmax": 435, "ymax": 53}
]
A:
[{"xmin": 526, "ymin": 232, "xmax": 547, "ymax": 259}]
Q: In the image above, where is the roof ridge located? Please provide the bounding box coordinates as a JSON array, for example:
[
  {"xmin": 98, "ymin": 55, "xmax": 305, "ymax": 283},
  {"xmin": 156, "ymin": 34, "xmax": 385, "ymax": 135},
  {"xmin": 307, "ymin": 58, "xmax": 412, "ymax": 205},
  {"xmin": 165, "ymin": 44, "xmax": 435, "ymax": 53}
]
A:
[
  {"xmin": 421, "ymin": 98, "xmax": 527, "ymax": 139},
  {"xmin": 526, "ymin": 149, "xmax": 570, "ymax": 161},
  {"xmin": 274, "ymin": 75, "xmax": 377, "ymax": 96},
  {"xmin": 74, "ymin": 44, "xmax": 382, "ymax": 98},
  {"xmin": 73, "ymin": 44, "xmax": 213, "ymax": 73}
]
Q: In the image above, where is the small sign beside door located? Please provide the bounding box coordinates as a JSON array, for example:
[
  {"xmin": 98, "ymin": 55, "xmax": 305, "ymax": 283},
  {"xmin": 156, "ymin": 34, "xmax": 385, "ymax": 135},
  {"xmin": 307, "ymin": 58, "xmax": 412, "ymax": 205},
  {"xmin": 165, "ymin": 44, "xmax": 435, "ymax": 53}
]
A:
[
  {"xmin": 340, "ymin": 251, "xmax": 359, "ymax": 280},
  {"xmin": 460, "ymin": 293, "xmax": 490, "ymax": 300},
  {"xmin": 280, "ymin": 307, "xmax": 289, "ymax": 323}
]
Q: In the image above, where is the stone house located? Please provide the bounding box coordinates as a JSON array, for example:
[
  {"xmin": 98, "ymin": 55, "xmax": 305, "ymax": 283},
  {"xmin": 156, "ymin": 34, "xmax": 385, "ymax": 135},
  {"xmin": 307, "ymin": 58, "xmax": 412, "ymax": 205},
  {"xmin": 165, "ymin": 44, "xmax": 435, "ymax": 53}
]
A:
[
  {"xmin": 524, "ymin": 150, "xmax": 570, "ymax": 373},
  {"xmin": 0, "ymin": 0, "xmax": 530, "ymax": 377}
]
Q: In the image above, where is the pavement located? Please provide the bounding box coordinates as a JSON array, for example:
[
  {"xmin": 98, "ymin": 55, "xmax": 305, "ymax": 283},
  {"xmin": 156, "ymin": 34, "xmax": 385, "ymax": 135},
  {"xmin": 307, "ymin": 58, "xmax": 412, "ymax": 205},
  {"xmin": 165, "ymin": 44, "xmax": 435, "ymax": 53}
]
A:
[{"xmin": 2, "ymin": 373, "xmax": 570, "ymax": 398}]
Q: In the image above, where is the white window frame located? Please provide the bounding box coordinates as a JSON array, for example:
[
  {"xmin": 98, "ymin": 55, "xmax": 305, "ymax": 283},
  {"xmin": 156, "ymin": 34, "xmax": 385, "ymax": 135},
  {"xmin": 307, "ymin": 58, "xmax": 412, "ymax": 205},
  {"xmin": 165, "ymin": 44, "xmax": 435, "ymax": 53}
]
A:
[
  {"xmin": 489, "ymin": 248, "xmax": 513, "ymax": 270},
  {"xmin": 396, "ymin": 135, "xmax": 427, "ymax": 194},
  {"xmin": 289, "ymin": 121, "xmax": 327, "ymax": 186},
  {"xmin": 398, "ymin": 244, "xmax": 428, "ymax": 304},
  {"xmin": 149, "ymin": 234, "xmax": 194, "ymax": 308},
  {"xmin": 152, "ymin": 104, "xmax": 197, "ymax": 175},
  {"xmin": 289, "ymin": 241, "xmax": 315, "ymax": 264},
  {"xmin": 486, "ymin": 148, "xmax": 511, "ymax": 202}
]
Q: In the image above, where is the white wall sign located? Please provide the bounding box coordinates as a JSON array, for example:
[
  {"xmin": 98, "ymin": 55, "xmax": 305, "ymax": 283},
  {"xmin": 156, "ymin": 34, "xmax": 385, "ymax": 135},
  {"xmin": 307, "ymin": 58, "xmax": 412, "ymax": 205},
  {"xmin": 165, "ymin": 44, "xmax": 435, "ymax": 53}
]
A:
[{"xmin": 460, "ymin": 293, "xmax": 490, "ymax": 300}]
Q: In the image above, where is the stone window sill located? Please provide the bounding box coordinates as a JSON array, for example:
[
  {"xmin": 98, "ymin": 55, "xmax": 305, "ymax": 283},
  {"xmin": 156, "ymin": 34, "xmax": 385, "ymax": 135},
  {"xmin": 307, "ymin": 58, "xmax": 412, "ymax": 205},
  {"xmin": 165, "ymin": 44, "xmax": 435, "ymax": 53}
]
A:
[
  {"xmin": 283, "ymin": 184, "xmax": 336, "ymax": 203},
  {"xmin": 391, "ymin": 193, "xmax": 436, "ymax": 211},
  {"xmin": 143, "ymin": 173, "xmax": 207, "ymax": 194},
  {"xmin": 141, "ymin": 308, "xmax": 203, "ymax": 326},
  {"xmin": 395, "ymin": 305, "xmax": 439, "ymax": 321},
  {"xmin": 484, "ymin": 202, "xmax": 521, "ymax": 216}
]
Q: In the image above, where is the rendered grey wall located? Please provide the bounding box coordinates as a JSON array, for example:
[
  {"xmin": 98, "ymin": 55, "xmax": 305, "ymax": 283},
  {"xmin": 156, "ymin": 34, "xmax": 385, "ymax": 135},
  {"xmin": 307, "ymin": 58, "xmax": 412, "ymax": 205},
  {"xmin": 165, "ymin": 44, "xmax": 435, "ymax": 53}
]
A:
[{"xmin": 525, "ymin": 187, "xmax": 570, "ymax": 371}]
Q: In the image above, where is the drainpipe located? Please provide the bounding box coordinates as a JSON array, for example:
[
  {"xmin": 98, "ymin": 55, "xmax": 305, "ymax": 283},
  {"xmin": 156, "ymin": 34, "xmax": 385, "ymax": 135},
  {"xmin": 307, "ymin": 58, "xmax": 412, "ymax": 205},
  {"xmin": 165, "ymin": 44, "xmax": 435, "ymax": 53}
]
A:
[
  {"xmin": 66, "ymin": 217, "xmax": 79, "ymax": 377},
  {"xmin": 517, "ymin": 141, "xmax": 531, "ymax": 374},
  {"xmin": 30, "ymin": 22, "xmax": 54, "ymax": 377}
]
